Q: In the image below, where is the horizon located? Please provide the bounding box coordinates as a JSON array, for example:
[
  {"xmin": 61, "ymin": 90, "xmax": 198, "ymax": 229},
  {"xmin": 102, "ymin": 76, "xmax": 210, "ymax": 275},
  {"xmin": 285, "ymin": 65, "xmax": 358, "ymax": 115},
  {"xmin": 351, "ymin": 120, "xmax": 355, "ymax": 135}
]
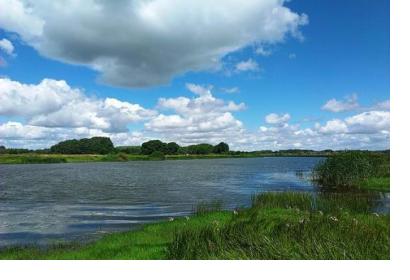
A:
[{"xmin": 0, "ymin": 0, "xmax": 390, "ymax": 151}]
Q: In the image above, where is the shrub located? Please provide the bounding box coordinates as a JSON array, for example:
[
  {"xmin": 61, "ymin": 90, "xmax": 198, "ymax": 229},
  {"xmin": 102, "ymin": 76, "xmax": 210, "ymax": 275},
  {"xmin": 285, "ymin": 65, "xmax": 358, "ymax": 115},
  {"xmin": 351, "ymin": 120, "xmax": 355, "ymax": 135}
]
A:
[{"xmin": 313, "ymin": 151, "xmax": 389, "ymax": 188}]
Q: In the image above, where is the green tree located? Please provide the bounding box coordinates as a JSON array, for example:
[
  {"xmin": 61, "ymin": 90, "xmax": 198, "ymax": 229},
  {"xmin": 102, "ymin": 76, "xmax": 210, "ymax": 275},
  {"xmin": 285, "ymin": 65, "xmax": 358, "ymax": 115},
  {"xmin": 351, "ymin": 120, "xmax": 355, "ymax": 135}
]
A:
[
  {"xmin": 50, "ymin": 137, "xmax": 114, "ymax": 154},
  {"xmin": 213, "ymin": 142, "xmax": 229, "ymax": 154},
  {"xmin": 141, "ymin": 140, "xmax": 167, "ymax": 155},
  {"xmin": 186, "ymin": 143, "xmax": 214, "ymax": 155},
  {"xmin": 166, "ymin": 142, "xmax": 180, "ymax": 155}
]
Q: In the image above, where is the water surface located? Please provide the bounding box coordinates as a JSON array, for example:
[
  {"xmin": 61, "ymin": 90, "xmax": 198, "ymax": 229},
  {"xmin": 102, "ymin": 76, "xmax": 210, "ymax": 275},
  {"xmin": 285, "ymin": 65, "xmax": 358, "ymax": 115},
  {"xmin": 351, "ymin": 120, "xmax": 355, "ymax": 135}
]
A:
[{"xmin": 0, "ymin": 157, "xmax": 387, "ymax": 247}]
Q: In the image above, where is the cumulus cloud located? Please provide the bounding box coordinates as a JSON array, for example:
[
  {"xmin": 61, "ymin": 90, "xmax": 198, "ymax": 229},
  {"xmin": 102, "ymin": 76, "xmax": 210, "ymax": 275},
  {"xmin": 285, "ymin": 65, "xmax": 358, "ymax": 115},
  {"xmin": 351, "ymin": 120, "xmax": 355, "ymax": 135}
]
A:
[
  {"xmin": 0, "ymin": 78, "xmax": 156, "ymax": 132},
  {"xmin": 235, "ymin": 59, "xmax": 259, "ymax": 72},
  {"xmin": 145, "ymin": 83, "xmax": 245, "ymax": 145},
  {"xmin": 265, "ymin": 113, "xmax": 291, "ymax": 125},
  {"xmin": 0, "ymin": 0, "xmax": 308, "ymax": 87},
  {"xmin": 0, "ymin": 38, "xmax": 14, "ymax": 56},
  {"xmin": 322, "ymin": 94, "xmax": 359, "ymax": 113},
  {"xmin": 345, "ymin": 111, "xmax": 390, "ymax": 134},
  {"xmin": 0, "ymin": 78, "xmax": 389, "ymax": 151},
  {"xmin": 256, "ymin": 109, "xmax": 390, "ymax": 151},
  {"xmin": 0, "ymin": 121, "xmax": 149, "ymax": 149}
]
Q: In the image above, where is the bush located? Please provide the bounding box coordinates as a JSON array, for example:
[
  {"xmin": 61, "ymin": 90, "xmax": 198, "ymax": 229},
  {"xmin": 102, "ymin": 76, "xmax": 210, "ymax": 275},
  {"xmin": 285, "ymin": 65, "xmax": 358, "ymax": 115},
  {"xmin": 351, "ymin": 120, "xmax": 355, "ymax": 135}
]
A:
[{"xmin": 313, "ymin": 151, "xmax": 389, "ymax": 188}]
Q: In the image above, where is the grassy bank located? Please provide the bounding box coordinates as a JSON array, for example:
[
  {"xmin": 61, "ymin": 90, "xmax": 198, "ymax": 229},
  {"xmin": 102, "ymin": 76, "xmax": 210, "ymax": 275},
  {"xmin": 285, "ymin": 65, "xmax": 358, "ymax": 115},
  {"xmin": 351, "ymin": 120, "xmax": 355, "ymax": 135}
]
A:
[
  {"xmin": 313, "ymin": 151, "xmax": 390, "ymax": 192},
  {"xmin": 0, "ymin": 152, "xmax": 292, "ymax": 164},
  {"xmin": 0, "ymin": 192, "xmax": 389, "ymax": 260}
]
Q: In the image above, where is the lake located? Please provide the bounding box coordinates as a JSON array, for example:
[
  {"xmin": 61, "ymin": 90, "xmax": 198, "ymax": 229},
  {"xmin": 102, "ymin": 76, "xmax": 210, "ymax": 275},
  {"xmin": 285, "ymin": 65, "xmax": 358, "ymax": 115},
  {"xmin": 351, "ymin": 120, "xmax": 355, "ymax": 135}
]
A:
[{"xmin": 0, "ymin": 157, "xmax": 388, "ymax": 247}]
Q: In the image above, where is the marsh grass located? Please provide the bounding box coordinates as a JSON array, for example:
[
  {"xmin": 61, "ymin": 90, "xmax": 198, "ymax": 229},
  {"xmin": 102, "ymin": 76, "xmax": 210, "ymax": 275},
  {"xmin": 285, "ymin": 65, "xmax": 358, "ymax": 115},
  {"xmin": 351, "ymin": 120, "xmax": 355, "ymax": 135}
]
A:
[{"xmin": 168, "ymin": 192, "xmax": 389, "ymax": 260}]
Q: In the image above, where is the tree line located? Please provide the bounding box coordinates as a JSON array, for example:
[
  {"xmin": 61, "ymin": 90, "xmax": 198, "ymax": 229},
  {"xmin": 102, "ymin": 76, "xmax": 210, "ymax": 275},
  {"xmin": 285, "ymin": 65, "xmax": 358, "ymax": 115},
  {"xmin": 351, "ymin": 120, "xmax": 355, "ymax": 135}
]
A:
[{"xmin": 0, "ymin": 137, "xmax": 230, "ymax": 155}]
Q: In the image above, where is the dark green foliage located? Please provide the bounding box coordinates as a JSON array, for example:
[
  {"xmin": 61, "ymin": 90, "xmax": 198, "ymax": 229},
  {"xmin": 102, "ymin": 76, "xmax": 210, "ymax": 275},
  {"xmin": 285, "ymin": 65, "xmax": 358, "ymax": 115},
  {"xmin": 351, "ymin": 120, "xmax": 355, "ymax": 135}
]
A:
[
  {"xmin": 141, "ymin": 140, "xmax": 167, "ymax": 155},
  {"xmin": 186, "ymin": 143, "xmax": 214, "ymax": 155},
  {"xmin": 313, "ymin": 151, "xmax": 390, "ymax": 188},
  {"xmin": 166, "ymin": 142, "xmax": 180, "ymax": 155},
  {"xmin": 213, "ymin": 142, "xmax": 229, "ymax": 154},
  {"xmin": 50, "ymin": 137, "xmax": 114, "ymax": 154},
  {"xmin": 115, "ymin": 146, "xmax": 141, "ymax": 155}
]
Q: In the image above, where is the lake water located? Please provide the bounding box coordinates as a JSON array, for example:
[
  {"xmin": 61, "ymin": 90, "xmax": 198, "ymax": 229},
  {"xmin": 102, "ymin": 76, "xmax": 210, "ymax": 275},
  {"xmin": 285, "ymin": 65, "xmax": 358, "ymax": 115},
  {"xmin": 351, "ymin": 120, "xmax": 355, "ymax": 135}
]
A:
[{"xmin": 0, "ymin": 157, "xmax": 389, "ymax": 247}]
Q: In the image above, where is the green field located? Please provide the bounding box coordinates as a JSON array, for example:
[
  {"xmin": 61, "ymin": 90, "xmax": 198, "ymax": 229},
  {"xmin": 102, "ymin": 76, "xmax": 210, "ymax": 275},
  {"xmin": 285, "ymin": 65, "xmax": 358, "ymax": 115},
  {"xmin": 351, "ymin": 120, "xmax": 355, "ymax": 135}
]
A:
[{"xmin": 0, "ymin": 192, "xmax": 389, "ymax": 260}]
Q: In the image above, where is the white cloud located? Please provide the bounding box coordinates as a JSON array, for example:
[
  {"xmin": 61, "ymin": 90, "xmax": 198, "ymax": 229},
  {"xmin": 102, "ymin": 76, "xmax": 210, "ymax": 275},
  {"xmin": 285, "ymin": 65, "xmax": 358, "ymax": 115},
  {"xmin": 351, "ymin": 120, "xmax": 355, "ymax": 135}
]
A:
[
  {"xmin": 345, "ymin": 111, "xmax": 390, "ymax": 134},
  {"xmin": 0, "ymin": 78, "xmax": 389, "ymax": 151},
  {"xmin": 255, "ymin": 46, "xmax": 271, "ymax": 56},
  {"xmin": 0, "ymin": 78, "xmax": 156, "ymax": 132},
  {"xmin": 145, "ymin": 83, "xmax": 245, "ymax": 145},
  {"xmin": 0, "ymin": 38, "xmax": 14, "ymax": 56},
  {"xmin": 322, "ymin": 94, "xmax": 359, "ymax": 112},
  {"xmin": 0, "ymin": 0, "xmax": 308, "ymax": 88},
  {"xmin": 256, "ymin": 109, "xmax": 390, "ymax": 151},
  {"xmin": 372, "ymin": 100, "xmax": 390, "ymax": 111},
  {"xmin": 0, "ymin": 121, "xmax": 48, "ymax": 140},
  {"xmin": 317, "ymin": 119, "xmax": 348, "ymax": 134},
  {"xmin": 288, "ymin": 53, "xmax": 296, "ymax": 59},
  {"xmin": 185, "ymin": 83, "xmax": 213, "ymax": 96},
  {"xmin": 221, "ymin": 87, "xmax": 240, "ymax": 94},
  {"xmin": 265, "ymin": 113, "xmax": 291, "ymax": 125},
  {"xmin": 235, "ymin": 59, "xmax": 259, "ymax": 72}
]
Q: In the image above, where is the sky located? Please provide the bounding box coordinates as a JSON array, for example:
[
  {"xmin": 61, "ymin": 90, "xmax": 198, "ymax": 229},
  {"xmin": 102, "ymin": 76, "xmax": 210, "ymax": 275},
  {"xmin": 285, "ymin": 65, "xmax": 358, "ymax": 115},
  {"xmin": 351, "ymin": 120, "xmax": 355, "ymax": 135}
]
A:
[{"xmin": 0, "ymin": 0, "xmax": 390, "ymax": 151}]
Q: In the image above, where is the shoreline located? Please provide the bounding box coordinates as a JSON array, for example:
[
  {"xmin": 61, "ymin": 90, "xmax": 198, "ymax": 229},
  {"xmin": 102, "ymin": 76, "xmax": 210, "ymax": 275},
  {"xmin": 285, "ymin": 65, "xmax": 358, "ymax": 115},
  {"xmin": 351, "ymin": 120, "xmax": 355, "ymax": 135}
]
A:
[{"xmin": 0, "ymin": 153, "xmax": 327, "ymax": 165}]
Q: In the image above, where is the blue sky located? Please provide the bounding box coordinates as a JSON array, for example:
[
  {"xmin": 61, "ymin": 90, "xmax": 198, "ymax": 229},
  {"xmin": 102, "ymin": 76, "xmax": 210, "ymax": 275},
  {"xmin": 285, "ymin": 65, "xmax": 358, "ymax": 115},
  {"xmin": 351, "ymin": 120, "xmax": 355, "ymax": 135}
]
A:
[{"xmin": 0, "ymin": 0, "xmax": 390, "ymax": 150}]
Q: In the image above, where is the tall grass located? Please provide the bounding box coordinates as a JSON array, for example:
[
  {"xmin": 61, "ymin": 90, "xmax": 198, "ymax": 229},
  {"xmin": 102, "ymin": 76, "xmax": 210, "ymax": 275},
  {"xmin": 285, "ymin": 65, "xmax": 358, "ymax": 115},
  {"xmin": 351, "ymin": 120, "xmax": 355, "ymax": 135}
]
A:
[
  {"xmin": 252, "ymin": 192, "xmax": 375, "ymax": 214},
  {"xmin": 167, "ymin": 192, "xmax": 389, "ymax": 260},
  {"xmin": 313, "ymin": 151, "xmax": 389, "ymax": 189}
]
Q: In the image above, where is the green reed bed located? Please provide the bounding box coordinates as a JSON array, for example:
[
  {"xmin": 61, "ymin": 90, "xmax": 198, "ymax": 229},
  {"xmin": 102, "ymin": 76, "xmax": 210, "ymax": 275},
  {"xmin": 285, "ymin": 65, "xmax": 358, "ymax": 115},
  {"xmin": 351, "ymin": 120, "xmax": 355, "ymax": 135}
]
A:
[
  {"xmin": 0, "ymin": 192, "xmax": 389, "ymax": 260},
  {"xmin": 313, "ymin": 151, "xmax": 390, "ymax": 191}
]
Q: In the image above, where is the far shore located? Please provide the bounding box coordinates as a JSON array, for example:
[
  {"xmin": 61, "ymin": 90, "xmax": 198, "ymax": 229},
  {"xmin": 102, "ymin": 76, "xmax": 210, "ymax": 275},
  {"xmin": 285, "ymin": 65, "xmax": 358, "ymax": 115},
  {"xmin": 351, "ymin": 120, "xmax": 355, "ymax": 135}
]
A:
[{"xmin": 0, "ymin": 152, "xmax": 327, "ymax": 165}]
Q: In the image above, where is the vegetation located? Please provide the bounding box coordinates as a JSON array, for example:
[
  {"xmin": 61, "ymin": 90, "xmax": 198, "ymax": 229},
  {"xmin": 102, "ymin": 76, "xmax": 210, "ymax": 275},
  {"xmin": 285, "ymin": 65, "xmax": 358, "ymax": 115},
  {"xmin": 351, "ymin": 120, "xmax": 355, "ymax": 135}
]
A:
[
  {"xmin": 313, "ymin": 151, "xmax": 390, "ymax": 191},
  {"xmin": 50, "ymin": 137, "xmax": 114, "ymax": 154},
  {"xmin": 0, "ymin": 192, "xmax": 389, "ymax": 260},
  {"xmin": 148, "ymin": 151, "xmax": 166, "ymax": 160},
  {"xmin": 1, "ymin": 137, "xmax": 390, "ymax": 166}
]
